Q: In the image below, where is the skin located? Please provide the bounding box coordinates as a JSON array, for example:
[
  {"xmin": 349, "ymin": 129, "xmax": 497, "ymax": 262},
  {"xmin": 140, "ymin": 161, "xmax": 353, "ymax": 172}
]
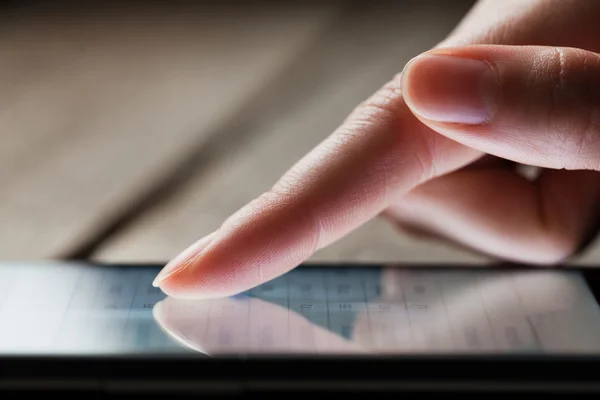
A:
[{"xmin": 153, "ymin": 0, "xmax": 600, "ymax": 298}]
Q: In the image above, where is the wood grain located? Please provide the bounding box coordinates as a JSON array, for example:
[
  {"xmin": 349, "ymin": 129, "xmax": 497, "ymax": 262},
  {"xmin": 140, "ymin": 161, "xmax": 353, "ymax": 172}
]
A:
[
  {"xmin": 93, "ymin": 0, "xmax": 488, "ymax": 264},
  {"xmin": 0, "ymin": 1, "xmax": 340, "ymax": 258}
]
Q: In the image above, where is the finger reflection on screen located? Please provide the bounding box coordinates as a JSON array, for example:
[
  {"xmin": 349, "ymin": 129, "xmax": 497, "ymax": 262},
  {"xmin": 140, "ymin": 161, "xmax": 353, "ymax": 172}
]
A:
[
  {"xmin": 354, "ymin": 268, "xmax": 600, "ymax": 353},
  {"xmin": 153, "ymin": 295, "xmax": 366, "ymax": 355},
  {"xmin": 153, "ymin": 267, "xmax": 600, "ymax": 356}
]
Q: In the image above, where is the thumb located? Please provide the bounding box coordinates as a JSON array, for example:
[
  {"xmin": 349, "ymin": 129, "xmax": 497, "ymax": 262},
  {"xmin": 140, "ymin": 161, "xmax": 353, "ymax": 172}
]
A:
[{"xmin": 401, "ymin": 45, "xmax": 600, "ymax": 170}]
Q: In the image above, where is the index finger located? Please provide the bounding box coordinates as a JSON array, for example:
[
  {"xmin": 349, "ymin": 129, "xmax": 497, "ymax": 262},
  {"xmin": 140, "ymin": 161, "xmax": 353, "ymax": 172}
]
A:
[{"xmin": 154, "ymin": 77, "xmax": 481, "ymax": 298}]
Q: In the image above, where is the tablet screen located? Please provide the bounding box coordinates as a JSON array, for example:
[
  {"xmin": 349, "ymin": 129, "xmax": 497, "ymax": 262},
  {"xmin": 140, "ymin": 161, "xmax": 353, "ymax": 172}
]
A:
[{"xmin": 1, "ymin": 262, "xmax": 600, "ymax": 356}]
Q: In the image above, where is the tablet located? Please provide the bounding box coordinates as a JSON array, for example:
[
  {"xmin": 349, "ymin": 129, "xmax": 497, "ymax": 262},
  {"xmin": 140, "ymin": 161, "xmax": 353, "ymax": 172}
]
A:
[{"xmin": 1, "ymin": 261, "xmax": 600, "ymax": 394}]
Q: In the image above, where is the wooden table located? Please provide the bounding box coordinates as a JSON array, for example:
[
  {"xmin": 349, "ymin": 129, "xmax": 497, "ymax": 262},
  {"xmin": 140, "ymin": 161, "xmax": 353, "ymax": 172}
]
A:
[{"xmin": 3, "ymin": 0, "xmax": 599, "ymax": 266}]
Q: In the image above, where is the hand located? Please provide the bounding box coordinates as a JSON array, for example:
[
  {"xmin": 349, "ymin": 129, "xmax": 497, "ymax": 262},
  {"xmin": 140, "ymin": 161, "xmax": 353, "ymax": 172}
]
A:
[{"xmin": 153, "ymin": 0, "xmax": 600, "ymax": 298}]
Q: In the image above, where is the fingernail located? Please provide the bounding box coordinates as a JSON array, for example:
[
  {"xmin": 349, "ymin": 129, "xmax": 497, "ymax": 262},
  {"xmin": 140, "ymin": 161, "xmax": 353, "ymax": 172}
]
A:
[
  {"xmin": 153, "ymin": 231, "xmax": 218, "ymax": 287},
  {"xmin": 401, "ymin": 53, "xmax": 499, "ymax": 124}
]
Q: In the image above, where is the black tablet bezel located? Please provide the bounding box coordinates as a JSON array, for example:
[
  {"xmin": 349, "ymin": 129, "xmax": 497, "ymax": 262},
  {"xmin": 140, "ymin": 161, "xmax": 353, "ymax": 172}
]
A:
[{"xmin": 2, "ymin": 354, "xmax": 600, "ymax": 394}]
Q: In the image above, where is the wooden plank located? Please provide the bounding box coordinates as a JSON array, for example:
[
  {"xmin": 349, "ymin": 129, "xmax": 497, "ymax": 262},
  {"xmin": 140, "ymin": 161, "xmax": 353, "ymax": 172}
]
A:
[
  {"xmin": 0, "ymin": 1, "xmax": 340, "ymax": 258},
  {"xmin": 93, "ymin": 0, "xmax": 488, "ymax": 264}
]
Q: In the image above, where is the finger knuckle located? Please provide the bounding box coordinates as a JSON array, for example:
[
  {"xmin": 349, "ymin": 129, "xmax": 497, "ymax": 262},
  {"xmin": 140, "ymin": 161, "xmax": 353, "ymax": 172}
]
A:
[
  {"xmin": 544, "ymin": 48, "xmax": 600, "ymax": 158},
  {"xmin": 344, "ymin": 77, "xmax": 437, "ymax": 183},
  {"xmin": 348, "ymin": 78, "xmax": 403, "ymax": 127}
]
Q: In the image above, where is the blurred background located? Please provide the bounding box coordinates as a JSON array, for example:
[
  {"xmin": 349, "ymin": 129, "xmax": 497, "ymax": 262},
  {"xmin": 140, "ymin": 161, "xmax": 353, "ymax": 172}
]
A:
[{"xmin": 3, "ymin": 0, "xmax": 599, "ymax": 266}]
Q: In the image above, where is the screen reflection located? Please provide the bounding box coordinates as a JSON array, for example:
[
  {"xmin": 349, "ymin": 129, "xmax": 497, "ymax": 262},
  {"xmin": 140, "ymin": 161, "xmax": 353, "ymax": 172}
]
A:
[
  {"xmin": 1, "ymin": 262, "xmax": 600, "ymax": 356},
  {"xmin": 153, "ymin": 267, "xmax": 600, "ymax": 355}
]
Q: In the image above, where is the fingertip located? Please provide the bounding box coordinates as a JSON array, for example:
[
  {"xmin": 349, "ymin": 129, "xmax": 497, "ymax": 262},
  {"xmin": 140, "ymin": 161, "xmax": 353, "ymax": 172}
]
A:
[
  {"xmin": 156, "ymin": 254, "xmax": 253, "ymax": 299},
  {"xmin": 152, "ymin": 230, "xmax": 219, "ymax": 288}
]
